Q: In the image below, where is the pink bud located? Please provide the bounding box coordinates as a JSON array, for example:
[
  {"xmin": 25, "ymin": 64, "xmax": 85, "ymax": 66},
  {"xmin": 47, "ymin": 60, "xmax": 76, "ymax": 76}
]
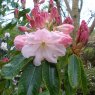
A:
[
  {"xmin": 14, "ymin": 8, "xmax": 19, "ymax": 18},
  {"xmin": 59, "ymin": 34, "xmax": 72, "ymax": 47},
  {"xmin": 55, "ymin": 16, "xmax": 61, "ymax": 24},
  {"xmin": 30, "ymin": 19, "xmax": 36, "ymax": 28},
  {"xmin": 35, "ymin": 14, "xmax": 44, "ymax": 28},
  {"xmin": 26, "ymin": 14, "xmax": 32, "ymax": 22},
  {"xmin": 76, "ymin": 20, "xmax": 89, "ymax": 45},
  {"xmin": 21, "ymin": 0, "xmax": 26, "ymax": 9},
  {"xmin": 50, "ymin": 7, "xmax": 59, "ymax": 18},
  {"xmin": 31, "ymin": 4, "xmax": 40, "ymax": 17},
  {"xmin": 49, "ymin": 0, "xmax": 54, "ymax": 6},
  {"xmin": 1, "ymin": 57, "xmax": 9, "ymax": 63},
  {"xmin": 55, "ymin": 24, "xmax": 74, "ymax": 34},
  {"xmin": 14, "ymin": 35, "xmax": 27, "ymax": 50},
  {"xmin": 63, "ymin": 17, "xmax": 74, "ymax": 25},
  {"xmin": 18, "ymin": 26, "xmax": 30, "ymax": 32}
]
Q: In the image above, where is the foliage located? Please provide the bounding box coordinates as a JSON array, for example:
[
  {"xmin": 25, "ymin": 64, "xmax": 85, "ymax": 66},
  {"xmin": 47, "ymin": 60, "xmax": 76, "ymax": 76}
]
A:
[{"xmin": 0, "ymin": 0, "xmax": 93, "ymax": 95}]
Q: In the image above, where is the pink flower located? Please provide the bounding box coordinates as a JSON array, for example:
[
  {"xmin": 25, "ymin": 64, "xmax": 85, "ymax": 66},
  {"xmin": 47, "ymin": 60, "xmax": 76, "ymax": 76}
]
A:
[
  {"xmin": 21, "ymin": 28, "xmax": 67, "ymax": 66},
  {"xmin": 54, "ymin": 24, "xmax": 74, "ymax": 34},
  {"xmin": 14, "ymin": 35, "xmax": 27, "ymax": 50},
  {"xmin": 18, "ymin": 26, "xmax": 30, "ymax": 32},
  {"xmin": 76, "ymin": 20, "xmax": 89, "ymax": 45}
]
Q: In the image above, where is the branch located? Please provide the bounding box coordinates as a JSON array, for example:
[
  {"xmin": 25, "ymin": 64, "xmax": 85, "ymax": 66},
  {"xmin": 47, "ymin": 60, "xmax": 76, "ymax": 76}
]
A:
[
  {"xmin": 55, "ymin": 0, "xmax": 62, "ymax": 23},
  {"xmin": 89, "ymin": 17, "xmax": 95, "ymax": 34},
  {"xmin": 79, "ymin": 0, "xmax": 83, "ymax": 13},
  {"xmin": 64, "ymin": 0, "xmax": 73, "ymax": 17}
]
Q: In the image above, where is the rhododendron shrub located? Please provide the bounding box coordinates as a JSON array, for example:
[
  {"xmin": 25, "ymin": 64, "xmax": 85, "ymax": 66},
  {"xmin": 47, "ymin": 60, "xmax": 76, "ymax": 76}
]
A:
[{"xmin": 1, "ymin": 0, "xmax": 89, "ymax": 95}]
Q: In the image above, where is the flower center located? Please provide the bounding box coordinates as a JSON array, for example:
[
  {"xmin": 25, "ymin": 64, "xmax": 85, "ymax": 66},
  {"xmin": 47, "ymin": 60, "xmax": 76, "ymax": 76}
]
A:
[{"xmin": 41, "ymin": 42, "xmax": 46, "ymax": 48}]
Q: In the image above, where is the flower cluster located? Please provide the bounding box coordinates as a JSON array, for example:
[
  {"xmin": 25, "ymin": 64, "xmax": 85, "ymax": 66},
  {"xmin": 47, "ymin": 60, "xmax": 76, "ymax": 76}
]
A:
[{"xmin": 14, "ymin": 1, "xmax": 74, "ymax": 66}]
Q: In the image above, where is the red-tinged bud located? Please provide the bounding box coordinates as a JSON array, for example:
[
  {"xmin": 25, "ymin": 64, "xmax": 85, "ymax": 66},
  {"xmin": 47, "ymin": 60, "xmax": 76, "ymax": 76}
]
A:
[
  {"xmin": 30, "ymin": 19, "xmax": 36, "ymax": 28},
  {"xmin": 49, "ymin": 0, "xmax": 54, "ymax": 9},
  {"xmin": 31, "ymin": 4, "xmax": 40, "ymax": 17},
  {"xmin": 14, "ymin": 8, "xmax": 19, "ymax": 18},
  {"xmin": 76, "ymin": 20, "xmax": 89, "ymax": 45},
  {"xmin": 35, "ymin": 15, "xmax": 45, "ymax": 28},
  {"xmin": 63, "ymin": 17, "xmax": 74, "ymax": 25},
  {"xmin": 55, "ymin": 16, "xmax": 61, "ymax": 24},
  {"xmin": 18, "ymin": 26, "xmax": 30, "ymax": 32},
  {"xmin": 1, "ymin": 57, "xmax": 9, "ymax": 63},
  {"xmin": 50, "ymin": 7, "xmax": 59, "ymax": 18},
  {"xmin": 21, "ymin": 0, "xmax": 26, "ymax": 9},
  {"xmin": 26, "ymin": 14, "xmax": 32, "ymax": 22}
]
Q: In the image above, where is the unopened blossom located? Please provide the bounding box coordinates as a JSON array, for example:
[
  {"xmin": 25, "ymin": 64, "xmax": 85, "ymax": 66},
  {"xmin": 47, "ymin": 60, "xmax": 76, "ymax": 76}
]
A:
[
  {"xmin": 14, "ymin": 8, "xmax": 19, "ymax": 18},
  {"xmin": 15, "ymin": 28, "xmax": 72, "ymax": 66},
  {"xmin": 18, "ymin": 26, "xmax": 30, "ymax": 32},
  {"xmin": 31, "ymin": 4, "xmax": 40, "ymax": 17},
  {"xmin": 21, "ymin": 0, "xmax": 26, "ymax": 9},
  {"xmin": 54, "ymin": 24, "xmax": 74, "ymax": 34},
  {"xmin": 50, "ymin": 7, "xmax": 59, "ymax": 18},
  {"xmin": 5, "ymin": 32, "xmax": 10, "ymax": 38},
  {"xmin": 1, "ymin": 57, "xmax": 9, "ymax": 63},
  {"xmin": 76, "ymin": 20, "xmax": 89, "ymax": 45},
  {"xmin": 63, "ymin": 17, "xmax": 74, "ymax": 25},
  {"xmin": 26, "ymin": 14, "xmax": 32, "ymax": 22},
  {"xmin": 14, "ymin": 35, "xmax": 28, "ymax": 50},
  {"xmin": 0, "ymin": 42, "xmax": 8, "ymax": 51}
]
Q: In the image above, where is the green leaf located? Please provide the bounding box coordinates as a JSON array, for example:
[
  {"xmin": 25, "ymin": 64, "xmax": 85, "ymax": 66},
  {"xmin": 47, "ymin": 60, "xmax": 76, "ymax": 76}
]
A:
[
  {"xmin": 63, "ymin": 65, "xmax": 76, "ymax": 95},
  {"xmin": 79, "ymin": 59, "xmax": 88, "ymax": 95},
  {"xmin": 1, "ymin": 54, "xmax": 30, "ymax": 79},
  {"xmin": 18, "ymin": 63, "xmax": 42, "ymax": 95},
  {"xmin": 68, "ymin": 54, "xmax": 81, "ymax": 89},
  {"xmin": 42, "ymin": 62, "xmax": 60, "ymax": 95}
]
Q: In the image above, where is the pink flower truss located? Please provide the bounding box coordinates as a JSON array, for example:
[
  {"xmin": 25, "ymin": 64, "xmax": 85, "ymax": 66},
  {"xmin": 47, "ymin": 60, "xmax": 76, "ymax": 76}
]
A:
[{"xmin": 14, "ymin": 28, "xmax": 73, "ymax": 66}]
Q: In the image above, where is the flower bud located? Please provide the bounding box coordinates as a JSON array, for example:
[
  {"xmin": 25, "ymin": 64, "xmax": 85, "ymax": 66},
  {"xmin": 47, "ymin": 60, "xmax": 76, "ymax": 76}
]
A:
[
  {"xmin": 18, "ymin": 26, "xmax": 30, "ymax": 32},
  {"xmin": 1, "ymin": 57, "xmax": 9, "ymax": 63},
  {"xmin": 14, "ymin": 35, "xmax": 27, "ymax": 50},
  {"xmin": 76, "ymin": 20, "xmax": 89, "ymax": 45},
  {"xmin": 21, "ymin": 0, "xmax": 26, "ymax": 9},
  {"xmin": 63, "ymin": 17, "xmax": 74, "ymax": 25},
  {"xmin": 14, "ymin": 8, "xmax": 19, "ymax": 18}
]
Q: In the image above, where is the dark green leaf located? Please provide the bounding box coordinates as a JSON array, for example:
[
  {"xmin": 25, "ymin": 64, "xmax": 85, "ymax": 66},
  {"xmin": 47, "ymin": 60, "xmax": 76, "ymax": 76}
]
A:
[
  {"xmin": 68, "ymin": 54, "xmax": 81, "ymax": 89},
  {"xmin": 18, "ymin": 63, "xmax": 42, "ymax": 95},
  {"xmin": 42, "ymin": 62, "xmax": 60, "ymax": 95},
  {"xmin": 79, "ymin": 59, "xmax": 88, "ymax": 95},
  {"xmin": 1, "ymin": 54, "xmax": 30, "ymax": 79},
  {"xmin": 63, "ymin": 65, "xmax": 76, "ymax": 95}
]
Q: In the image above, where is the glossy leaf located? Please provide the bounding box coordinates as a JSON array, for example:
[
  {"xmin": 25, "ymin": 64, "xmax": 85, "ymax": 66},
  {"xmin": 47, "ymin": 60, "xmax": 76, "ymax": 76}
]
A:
[
  {"xmin": 42, "ymin": 62, "xmax": 60, "ymax": 95},
  {"xmin": 79, "ymin": 59, "xmax": 88, "ymax": 95},
  {"xmin": 68, "ymin": 54, "xmax": 81, "ymax": 89},
  {"xmin": 63, "ymin": 65, "xmax": 76, "ymax": 95},
  {"xmin": 18, "ymin": 63, "xmax": 42, "ymax": 95},
  {"xmin": 1, "ymin": 54, "xmax": 31, "ymax": 79}
]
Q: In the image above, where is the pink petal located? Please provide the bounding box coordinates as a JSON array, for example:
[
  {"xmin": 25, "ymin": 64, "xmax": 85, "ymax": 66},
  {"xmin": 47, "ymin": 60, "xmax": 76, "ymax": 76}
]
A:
[
  {"xmin": 33, "ymin": 48, "xmax": 43, "ymax": 66},
  {"xmin": 43, "ymin": 47, "xmax": 57, "ymax": 63},
  {"xmin": 21, "ymin": 44, "xmax": 40, "ymax": 58}
]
